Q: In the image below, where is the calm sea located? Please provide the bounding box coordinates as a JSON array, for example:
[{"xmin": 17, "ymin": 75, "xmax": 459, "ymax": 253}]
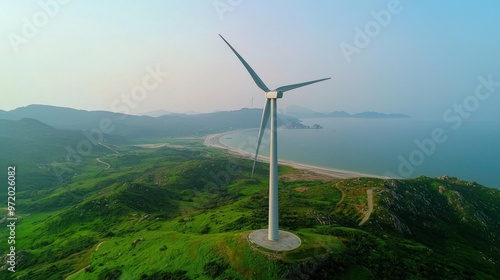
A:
[{"xmin": 220, "ymin": 118, "xmax": 500, "ymax": 189}]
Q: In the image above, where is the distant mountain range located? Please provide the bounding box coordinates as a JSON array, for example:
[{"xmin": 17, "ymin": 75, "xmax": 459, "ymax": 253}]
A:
[
  {"xmin": 0, "ymin": 105, "xmax": 271, "ymax": 139},
  {"xmin": 0, "ymin": 105, "xmax": 409, "ymax": 139},
  {"xmin": 283, "ymin": 105, "xmax": 411, "ymax": 119},
  {"xmin": 0, "ymin": 105, "xmax": 408, "ymax": 140}
]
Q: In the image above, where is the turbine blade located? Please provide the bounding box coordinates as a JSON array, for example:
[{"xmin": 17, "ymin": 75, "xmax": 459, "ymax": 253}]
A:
[
  {"xmin": 219, "ymin": 34, "xmax": 270, "ymax": 92},
  {"xmin": 275, "ymin": 77, "xmax": 331, "ymax": 92},
  {"xmin": 251, "ymin": 99, "xmax": 271, "ymax": 178}
]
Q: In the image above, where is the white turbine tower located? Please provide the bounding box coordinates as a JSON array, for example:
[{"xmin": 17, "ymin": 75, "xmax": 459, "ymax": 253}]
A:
[{"xmin": 220, "ymin": 35, "xmax": 330, "ymax": 249}]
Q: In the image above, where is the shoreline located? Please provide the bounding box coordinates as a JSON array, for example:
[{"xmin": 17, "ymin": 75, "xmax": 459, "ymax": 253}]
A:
[{"xmin": 204, "ymin": 130, "xmax": 387, "ymax": 180}]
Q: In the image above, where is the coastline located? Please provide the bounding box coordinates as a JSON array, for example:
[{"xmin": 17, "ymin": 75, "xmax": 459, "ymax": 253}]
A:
[{"xmin": 204, "ymin": 130, "xmax": 387, "ymax": 180}]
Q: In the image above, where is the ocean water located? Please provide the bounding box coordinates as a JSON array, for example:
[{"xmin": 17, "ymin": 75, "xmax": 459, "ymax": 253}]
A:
[{"xmin": 220, "ymin": 118, "xmax": 500, "ymax": 189}]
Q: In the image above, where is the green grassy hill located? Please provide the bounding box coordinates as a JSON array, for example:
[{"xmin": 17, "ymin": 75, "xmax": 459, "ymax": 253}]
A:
[
  {"xmin": 1, "ymin": 139, "xmax": 498, "ymax": 279},
  {"xmin": 0, "ymin": 118, "xmax": 120, "ymax": 194},
  {"xmin": 0, "ymin": 115, "xmax": 498, "ymax": 279}
]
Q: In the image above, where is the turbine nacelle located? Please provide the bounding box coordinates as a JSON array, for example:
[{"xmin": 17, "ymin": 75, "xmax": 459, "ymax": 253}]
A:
[{"xmin": 265, "ymin": 91, "xmax": 283, "ymax": 99}]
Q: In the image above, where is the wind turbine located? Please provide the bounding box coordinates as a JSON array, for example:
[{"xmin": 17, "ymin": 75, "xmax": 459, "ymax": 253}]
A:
[{"xmin": 220, "ymin": 35, "xmax": 330, "ymax": 243}]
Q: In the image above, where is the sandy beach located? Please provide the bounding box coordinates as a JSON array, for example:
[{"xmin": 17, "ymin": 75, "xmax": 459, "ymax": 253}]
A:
[{"xmin": 204, "ymin": 131, "xmax": 386, "ymax": 180}]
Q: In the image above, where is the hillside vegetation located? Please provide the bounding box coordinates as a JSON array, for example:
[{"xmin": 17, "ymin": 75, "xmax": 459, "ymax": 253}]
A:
[{"xmin": 0, "ymin": 138, "xmax": 498, "ymax": 279}]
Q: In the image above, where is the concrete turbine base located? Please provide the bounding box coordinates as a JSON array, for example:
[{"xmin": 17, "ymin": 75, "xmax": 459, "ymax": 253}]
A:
[{"xmin": 248, "ymin": 229, "xmax": 301, "ymax": 251}]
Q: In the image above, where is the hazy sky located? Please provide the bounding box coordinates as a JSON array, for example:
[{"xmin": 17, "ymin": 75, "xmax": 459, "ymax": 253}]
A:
[{"xmin": 1, "ymin": 1, "xmax": 499, "ymax": 119}]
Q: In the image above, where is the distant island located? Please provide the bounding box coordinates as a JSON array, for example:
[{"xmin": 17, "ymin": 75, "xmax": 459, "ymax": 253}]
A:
[
  {"xmin": 284, "ymin": 122, "xmax": 323, "ymax": 129},
  {"xmin": 284, "ymin": 105, "xmax": 411, "ymax": 119}
]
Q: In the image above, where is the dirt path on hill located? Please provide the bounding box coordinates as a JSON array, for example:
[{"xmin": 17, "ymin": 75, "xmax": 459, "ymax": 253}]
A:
[
  {"xmin": 65, "ymin": 265, "xmax": 90, "ymax": 280},
  {"xmin": 64, "ymin": 242, "xmax": 106, "ymax": 280},
  {"xmin": 96, "ymin": 158, "xmax": 110, "ymax": 169},
  {"xmin": 99, "ymin": 143, "xmax": 120, "ymax": 154},
  {"xmin": 334, "ymin": 182, "xmax": 346, "ymax": 207},
  {"xmin": 359, "ymin": 188, "xmax": 374, "ymax": 226}
]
